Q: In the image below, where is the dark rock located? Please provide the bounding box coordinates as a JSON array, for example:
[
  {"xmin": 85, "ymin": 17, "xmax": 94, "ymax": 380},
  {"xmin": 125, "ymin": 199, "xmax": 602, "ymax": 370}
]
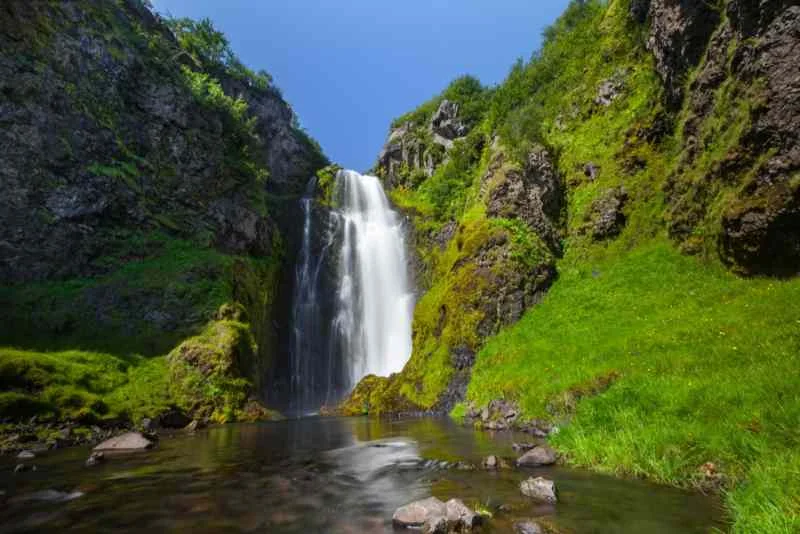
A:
[
  {"xmin": 515, "ymin": 521, "xmax": 544, "ymax": 534},
  {"xmin": 512, "ymin": 442, "xmax": 537, "ymax": 452},
  {"xmin": 184, "ymin": 420, "xmax": 205, "ymax": 432},
  {"xmin": 431, "ymin": 99, "xmax": 468, "ymax": 140},
  {"xmin": 16, "ymin": 450, "xmax": 35, "ymax": 459},
  {"xmin": 584, "ymin": 187, "xmax": 629, "ymax": 240},
  {"xmin": 516, "ymin": 445, "xmax": 557, "ymax": 467},
  {"xmin": 157, "ymin": 409, "xmax": 191, "ymax": 429},
  {"xmin": 594, "ymin": 77, "xmax": 624, "ymax": 107},
  {"xmin": 85, "ymin": 451, "xmax": 104, "ymax": 467},
  {"xmin": 485, "ymin": 147, "xmax": 564, "ymax": 254},
  {"xmin": 629, "ymin": 0, "xmax": 651, "ymax": 23},
  {"xmin": 93, "ymin": 432, "xmax": 153, "ymax": 452},
  {"xmin": 647, "ymin": 0, "xmax": 722, "ymax": 107},
  {"xmin": 140, "ymin": 418, "xmax": 155, "ymax": 433},
  {"xmin": 583, "ymin": 162, "xmax": 599, "ymax": 181},
  {"xmin": 520, "ymin": 477, "xmax": 558, "ymax": 503}
]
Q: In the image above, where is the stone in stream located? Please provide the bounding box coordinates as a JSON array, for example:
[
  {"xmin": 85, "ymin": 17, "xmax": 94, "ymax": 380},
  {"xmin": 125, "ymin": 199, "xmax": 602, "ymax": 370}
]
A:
[
  {"xmin": 512, "ymin": 442, "xmax": 537, "ymax": 452},
  {"xmin": 482, "ymin": 455, "xmax": 498, "ymax": 470},
  {"xmin": 14, "ymin": 463, "xmax": 36, "ymax": 473},
  {"xmin": 392, "ymin": 496, "xmax": 447, "ymax": 530},
  {"xmin": 445, "ymin": 498, "xmax": 482, "ymax": 530},
  {"xmin": 16, "ymin": 450, "xmax": 35, "ymax": 459},
  {"xmin": 520, "ymin": 477, "xmax": 557, "ymax": 503},
  {"xmin": 93, "ymin": 432, "xmax": 153, "ymax": 452},
  {"xmin": 393, "ymin": 497, "xmax": 482, "ymax": 532},
  {"xmin": 516, "ymin": 445, "xmax": 557, "ymax": 467}
]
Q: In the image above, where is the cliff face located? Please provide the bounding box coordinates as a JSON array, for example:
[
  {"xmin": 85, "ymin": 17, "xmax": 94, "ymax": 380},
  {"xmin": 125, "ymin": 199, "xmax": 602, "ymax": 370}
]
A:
[{"xmin": 0, "ymin": 0, "xmax": 326, "ymax": 421}]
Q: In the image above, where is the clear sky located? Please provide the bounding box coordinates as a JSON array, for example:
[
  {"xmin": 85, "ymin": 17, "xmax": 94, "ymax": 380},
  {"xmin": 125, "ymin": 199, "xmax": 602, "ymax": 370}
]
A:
[{"xmin": 150, "ymin": 1, "xmax": 571, "ymax": 172}]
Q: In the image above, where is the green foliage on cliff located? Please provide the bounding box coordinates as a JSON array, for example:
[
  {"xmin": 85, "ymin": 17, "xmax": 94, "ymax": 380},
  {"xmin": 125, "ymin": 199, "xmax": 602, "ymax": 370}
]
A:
[{"xmin": 391, "ymin": 75, "xmax": 490, "ymax": 129}]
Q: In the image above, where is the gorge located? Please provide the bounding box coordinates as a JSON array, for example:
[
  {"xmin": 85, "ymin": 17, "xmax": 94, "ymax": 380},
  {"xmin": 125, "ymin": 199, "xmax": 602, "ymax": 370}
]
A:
[{"xmin": 1, "ymin": 0, "xmax": 800, "ymax": 532}]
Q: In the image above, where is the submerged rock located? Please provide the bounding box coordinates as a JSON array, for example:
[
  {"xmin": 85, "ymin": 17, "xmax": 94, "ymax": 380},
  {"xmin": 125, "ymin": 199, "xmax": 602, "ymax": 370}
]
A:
[
  {"xmin": 516, "ymin": 445, "xmax": 557, "ymax": 467},
  {"xmin": 520, "ymin": 477, "xmax": 557, "ymax": 503},
  {"xmin": 93, "ymin": 432, "xmax": 153, "ymax": 452}
]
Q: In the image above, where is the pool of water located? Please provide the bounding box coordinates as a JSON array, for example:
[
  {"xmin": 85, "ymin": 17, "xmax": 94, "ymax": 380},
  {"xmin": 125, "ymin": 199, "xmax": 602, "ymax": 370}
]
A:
[{"xmin": 0, "ymin": 417, "xmax": 726, "ymax": 533}]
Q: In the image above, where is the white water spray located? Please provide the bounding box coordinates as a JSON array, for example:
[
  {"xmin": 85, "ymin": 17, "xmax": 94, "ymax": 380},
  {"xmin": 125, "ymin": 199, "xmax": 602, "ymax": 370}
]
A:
[{"xmin": 333, "ymin": 170, "xmax": 414, "ymax": 387}]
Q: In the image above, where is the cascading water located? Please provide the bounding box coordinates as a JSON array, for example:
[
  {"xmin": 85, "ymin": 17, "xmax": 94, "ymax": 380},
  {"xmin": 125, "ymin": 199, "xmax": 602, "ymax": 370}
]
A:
[{"xmin": 289, "ymin": 170, "xmax": 414, "ymax": 413}]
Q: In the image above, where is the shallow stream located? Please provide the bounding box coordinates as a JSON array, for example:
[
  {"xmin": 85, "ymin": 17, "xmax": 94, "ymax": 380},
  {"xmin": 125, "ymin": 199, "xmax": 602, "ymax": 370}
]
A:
[{"xmin": 0, "ymin": 417, "xmax": 725, "ymax": 533}]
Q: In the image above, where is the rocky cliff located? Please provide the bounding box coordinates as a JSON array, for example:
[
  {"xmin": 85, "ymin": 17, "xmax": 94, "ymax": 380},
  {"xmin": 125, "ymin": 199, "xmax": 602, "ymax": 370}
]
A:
[{"xmin": 0, "ymin": 0, "xmax": 326, "ymax": 425}]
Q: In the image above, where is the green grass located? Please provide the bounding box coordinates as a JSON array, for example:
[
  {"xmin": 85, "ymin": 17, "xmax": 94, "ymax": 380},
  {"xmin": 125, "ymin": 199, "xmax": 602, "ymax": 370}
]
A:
[
  {"xmin": 0, "ymin": 347, "xmax": 171, "ymax": 423},
  {"xmin": 464, "ymin": 240, "xmax": 800, "ymax": 532}
]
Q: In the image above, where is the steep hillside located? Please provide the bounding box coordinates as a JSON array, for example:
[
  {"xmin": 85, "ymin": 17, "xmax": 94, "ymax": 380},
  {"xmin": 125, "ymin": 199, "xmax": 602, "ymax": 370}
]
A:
[
  {"xmin": 0, "ymin": 0, "xmax": 326, "ymax": 429},
  {"xmin": 341, "ymin": 0, "xmax": 800, "ymax": 530}
]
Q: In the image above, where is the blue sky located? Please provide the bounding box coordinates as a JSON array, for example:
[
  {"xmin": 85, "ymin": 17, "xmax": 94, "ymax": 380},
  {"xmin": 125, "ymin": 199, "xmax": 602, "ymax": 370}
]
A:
[{"xmin": 151, "ymin": 1, "xmax": 570, "ymax": 171}]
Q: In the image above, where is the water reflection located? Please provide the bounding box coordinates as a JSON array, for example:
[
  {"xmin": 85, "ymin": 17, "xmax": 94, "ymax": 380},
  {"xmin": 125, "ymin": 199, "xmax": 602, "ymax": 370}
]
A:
[{"xmin": 0, "ymin": 417, "xmax": 725, "ymax": 533}]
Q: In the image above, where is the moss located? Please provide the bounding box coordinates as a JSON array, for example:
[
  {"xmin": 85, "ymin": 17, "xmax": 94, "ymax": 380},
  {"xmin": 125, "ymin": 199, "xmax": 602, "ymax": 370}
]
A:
[
  {"xmin": 167, "ymin": 311, "xmax": 280, "ymax": 423},
  {"xmin": 315, "ymin": 164, "xmax": 342, "ymax": 206}
]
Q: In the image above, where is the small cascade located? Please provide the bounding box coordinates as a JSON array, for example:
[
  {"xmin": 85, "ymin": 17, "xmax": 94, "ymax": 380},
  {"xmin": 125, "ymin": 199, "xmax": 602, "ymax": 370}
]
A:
[{"xmin": 288, "ymin": 170, "xmax": 414, "ymax": 413}]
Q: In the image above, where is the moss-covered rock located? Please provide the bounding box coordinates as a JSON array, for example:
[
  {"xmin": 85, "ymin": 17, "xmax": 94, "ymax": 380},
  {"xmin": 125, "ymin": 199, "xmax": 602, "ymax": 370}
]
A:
[{"xmin": 167, "ymin": 309, "xmax": 281, "ymax": 423}]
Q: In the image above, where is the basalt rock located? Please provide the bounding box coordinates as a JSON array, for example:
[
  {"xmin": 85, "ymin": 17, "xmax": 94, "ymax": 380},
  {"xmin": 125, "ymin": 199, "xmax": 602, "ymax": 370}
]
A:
[{"xmin": 582, "ymin": 187, "xmax": 629, "ymax": 240}]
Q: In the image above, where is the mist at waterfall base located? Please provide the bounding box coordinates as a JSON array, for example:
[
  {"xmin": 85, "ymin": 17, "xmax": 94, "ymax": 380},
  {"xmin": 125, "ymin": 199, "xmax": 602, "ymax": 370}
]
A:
[{"xmin": 286, "ymin": 170, "xmax": 414, "ymax": 414}]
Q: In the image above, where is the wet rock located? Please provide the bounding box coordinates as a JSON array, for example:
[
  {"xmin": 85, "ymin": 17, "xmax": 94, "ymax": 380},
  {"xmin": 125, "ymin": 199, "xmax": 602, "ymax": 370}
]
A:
[
  {"xmin": 93, "ymin": 432, "xmax": 153, "ymax": 452},
  {"xmin": 512, "ymin": 442, "xmax": 537, "ymax": 452},
  {"xmin": 514, "ymin": 521, "xmax": 544, "ymax": 534},
  {"xmin": 445, "ymin": 498, "xmax": 482, "ymax": 531},
  {"xmin": 629, "ymin": 0, "xmax": 650, "ymax": 23},
  {"xmin": 85, "ymin": 451, "xmax": 104, "ymax": 467},
  {"xmin": 520, "ymin": 477, "xmax": 557, "ymax": 503},
  {"xmin": 184, "ymin": 419, "xmax": 206, "ymax": 432},
  {"xmin": 454, "ymin": 461, "xmax": 477, "ymax": 471},
  {"xmin": 16, "ymin": 450, "xmax": 35, "ymax": 459},
  {"xmin": 482, "ymin": 455, "xmax": 499, "ymax": 470},
  {"xmin": 392, "ymin": 496, "xmax": 447, "ymax": 530},
  {"xmin": 516, "ymin": 445, "xmax": 557, "ymax": 467}
]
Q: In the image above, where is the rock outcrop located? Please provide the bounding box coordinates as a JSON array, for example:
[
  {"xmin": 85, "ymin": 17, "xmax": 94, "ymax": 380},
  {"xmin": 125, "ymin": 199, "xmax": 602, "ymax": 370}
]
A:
[{"xmin": 658, "ymin": 1, "xmax": 800, "ymax": 275}]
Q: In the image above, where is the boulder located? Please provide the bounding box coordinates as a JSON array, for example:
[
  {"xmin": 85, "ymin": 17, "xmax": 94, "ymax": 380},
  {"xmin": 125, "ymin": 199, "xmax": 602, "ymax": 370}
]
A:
[
  {"xmin": 16, "ymin": 450, "xmax": 35, "ymax": 459},
  {"xmin": 520, "ymin": 477, "xmax": 557, "ymax": 503},
  {"xmin": 93, "ymin": 432, "xmax": 153, "ymax": 452},
  {"xmin": 584, "ymin": 187, "xmax": 628, "ymax": 240},
  {"xmin": 516, "ymin": 445, "xmax": 557, "ymax": 467},
  {"xmin": 392, "ymin": 497, "xmax": 447, "ymax": 530}
]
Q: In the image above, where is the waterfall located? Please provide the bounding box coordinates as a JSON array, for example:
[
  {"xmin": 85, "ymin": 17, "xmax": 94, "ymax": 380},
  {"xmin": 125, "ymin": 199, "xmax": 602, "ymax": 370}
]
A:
[{"xmin": 289, "ymin": 170, "xmax": 414, "ymax": 413}]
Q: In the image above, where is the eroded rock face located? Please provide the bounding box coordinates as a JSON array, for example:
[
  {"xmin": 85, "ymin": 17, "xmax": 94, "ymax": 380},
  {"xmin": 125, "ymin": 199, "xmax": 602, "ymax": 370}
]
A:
[
  {"xmin": 485, "ymin": 148, "xmax": 564, "ymax": 254},
  {"xmin": 661, "ymin": 2, "xmax": 800, "ymax": 275},
  {"xmin": 583, "ymin": 187, "xmax": 629, "ymax": 240},
  {"xmin": 0, "ymin": 1, "xmax": 321, "ymax": 285},
  {"xmin": 646, "ymin": 0, "xmax": 721, "ymax": 107},
  {"xmin": 431, "ymin": 99, "xmax": 468, "ymax": 140}
]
